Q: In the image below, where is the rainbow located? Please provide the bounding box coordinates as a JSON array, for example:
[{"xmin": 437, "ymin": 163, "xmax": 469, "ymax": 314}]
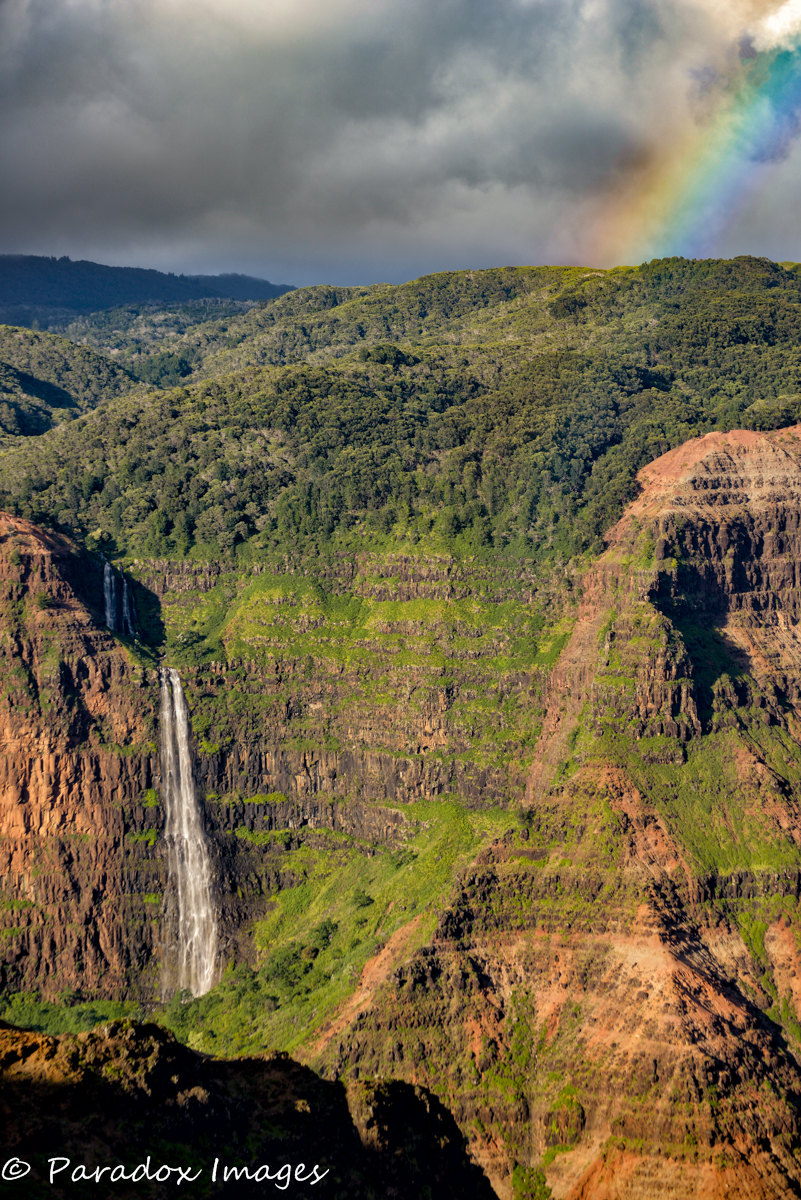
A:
[{"xmin": 590, "ymin": 9, "xmax": 801, "ymax": 266}]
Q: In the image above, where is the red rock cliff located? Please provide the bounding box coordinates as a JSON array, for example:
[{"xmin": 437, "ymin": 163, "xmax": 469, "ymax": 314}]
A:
[{"xmin": 0, "ymin": 513, "xmax": 163, "ymax": 997}]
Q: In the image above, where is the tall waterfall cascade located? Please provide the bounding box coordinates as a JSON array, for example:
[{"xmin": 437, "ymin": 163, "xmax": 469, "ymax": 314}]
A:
[
  {"xmin": 160, "ymin": 667, "xmax": 218, "ymax": 997},
  {"xmin": 102, "ymin": 560, "xmax": 117, "ymax": 632}
]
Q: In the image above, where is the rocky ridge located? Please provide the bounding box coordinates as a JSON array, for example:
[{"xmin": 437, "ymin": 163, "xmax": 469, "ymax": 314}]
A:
[{"xmin": 0, "ymin": 1017, "xmax": 492, "ymax": 1199}]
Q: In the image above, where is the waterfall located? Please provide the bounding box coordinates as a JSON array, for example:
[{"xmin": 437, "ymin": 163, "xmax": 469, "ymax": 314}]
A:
[
  {"xmin": 160, "ymin": 667, "xmax": 218, "ymax": 997},
  {"xmin": 102, "ymin": 560, "xmax": 117, "ymax": 632},
  {"xmin": 121, "ymin": 574, "xmax": 138, "ymax": 638}
]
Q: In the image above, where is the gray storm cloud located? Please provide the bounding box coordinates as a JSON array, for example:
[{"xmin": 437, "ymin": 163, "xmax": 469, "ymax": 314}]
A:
[{"xmin": 0, "ymin": 0, "xmax": 797, "ymax": 281}]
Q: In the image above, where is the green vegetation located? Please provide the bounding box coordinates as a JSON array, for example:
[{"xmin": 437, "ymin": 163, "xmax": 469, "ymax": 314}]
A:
[
  {"xmin": 511, "ymin": 1165, "xmax": 551, "ymax": 1200},
  {"xmin": 0, "ymin": 324, "xmax": 142, "ymax": 440},
  {"xmin": 128, "ymin": 829, "xmax": 159, "ymax": 847},
  {"xmin": 158, "ymin": 804, "xmax": 517, "ymax": 1056},
  {"xmin": 6, "ymin": 253, "xmax": 801, "ymax": 1148},
  {"xmin": 0, "ymin": 991, "xmax": 142, "ymax": 1036},
  {"xmin": 585, "ymin": 605, "xmax": 801, "ymax": 875},
  {"xmin": 4, "ymin": 256, "xmax": 801, "ymax": 562},
  {"xmin": 159, "ymin": 566, "xmax": 555, "ymax": 803}
]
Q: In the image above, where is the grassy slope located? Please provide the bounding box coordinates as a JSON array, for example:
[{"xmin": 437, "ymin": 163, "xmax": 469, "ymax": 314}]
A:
[{"xmin": 159, "ymin": 804, "xmax": 517, "ymax": 1057}]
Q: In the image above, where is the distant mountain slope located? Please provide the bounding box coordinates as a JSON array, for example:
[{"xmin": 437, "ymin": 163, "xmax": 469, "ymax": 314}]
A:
[
  {"xmin": 0, "ymin": 324, "xmax": 142, "ymax": 440},
  {"xmin": 49, "ymin": 254, "xmax": 801, "ymax": 407},
  {"xmin": 4, "ymin": 255, "xmax": 801, "ymax": 563},
  {"xmin": 0, "ymin": 254, "xmax": 294, "ymax": 322},
  {"xmin": 126, "ymin": 253, "xmax": 801, "ymax": 383}
]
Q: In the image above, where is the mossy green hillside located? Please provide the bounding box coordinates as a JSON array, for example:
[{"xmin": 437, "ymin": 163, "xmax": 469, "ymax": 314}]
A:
[
  {"xmin": 179, "ymin": 571, "xmax": 572, "ymax": 796},
  {"xmin": 309, "ymin": 797, "xmax": 801, "ymax": 1183},
  {"xmin": 599, "ymin": 727, "xmax": 801, "ymax": 876},
  {"xmin": 579, "ymin": 599, "xmax": 801, "ymax": 875}
]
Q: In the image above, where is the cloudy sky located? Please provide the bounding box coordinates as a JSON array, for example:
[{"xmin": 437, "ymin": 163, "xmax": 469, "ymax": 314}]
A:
[{"xmin": 2, "ymin": 0, "xmax": 801, "ymax": 284}]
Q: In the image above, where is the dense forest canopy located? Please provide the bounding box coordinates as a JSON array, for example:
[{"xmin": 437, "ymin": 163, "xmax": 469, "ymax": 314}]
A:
[
  {"xmin": 0, "ymin": 254, "xmax": 799, "ymax": 565},
  {"xmin": 0, "ymin": 325, "xmax": 144, "ymax": 440}
]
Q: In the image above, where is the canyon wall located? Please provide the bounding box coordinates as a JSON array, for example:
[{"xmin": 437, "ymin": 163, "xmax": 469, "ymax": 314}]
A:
[
  {"xmin": 0, "ymin": 515, "xmax": 541, "ymax": 1000},
  {"xmin": 311, "ymin": 427, "xmax": 801, "ymax": 1198},
  {"xmin": 0, "ymin": 515, "xmax": 162, "ymax": 997}
]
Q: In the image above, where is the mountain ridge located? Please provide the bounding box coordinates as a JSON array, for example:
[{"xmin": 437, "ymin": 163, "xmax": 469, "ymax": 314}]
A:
[{"xmin": 0, "ymin": 254, "xmax": 294, "ymax": 327}]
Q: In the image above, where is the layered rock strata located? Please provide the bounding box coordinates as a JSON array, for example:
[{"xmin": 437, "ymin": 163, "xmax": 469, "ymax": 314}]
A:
[
  {"xmin": 0, "ymin": 515, "xmax": 411, "ymax": 998},
  {"xmin": 9, "ymin": 427, "xmax": 801, "ymax": 1197},
  {"xmin": 0, "ymin": 514, "xmax": 161, "ymax": 997},
  {"xmin": 313, "ymin": 428, "xmax": 801, "ymax": 1199},
  {"xmin": 135, "ymin": 550, "xmax": 558, "ymax": 809}
]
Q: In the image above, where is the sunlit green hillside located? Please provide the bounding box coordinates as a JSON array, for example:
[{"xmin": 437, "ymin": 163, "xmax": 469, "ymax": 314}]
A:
[{"xmin": 3, "ymin": 255, "xmax": 801, "ymax": 568}]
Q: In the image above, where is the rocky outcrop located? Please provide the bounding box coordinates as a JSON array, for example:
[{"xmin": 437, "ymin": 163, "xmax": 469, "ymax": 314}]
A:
[
  {"xmin": 193, "ymin": 726, "xmax": 521, "ymax": 808},
  {"xmin": 318, "ymin": 774, "xmax": 801, "ymax": 1199},
  {"xmin": 527, "ymin": 426, "xmax": 801, "ymax": 794},
  {"xmin": 207, "ymin": 794, "xmax": 407, "ymax": 843},
  {"xmin": 0, "ymin": 1017, "xmax": 495, "ymax": 1199},
  {"xmin": 0, "ymin": 514, "xmax": 164, "ymax": 998}
]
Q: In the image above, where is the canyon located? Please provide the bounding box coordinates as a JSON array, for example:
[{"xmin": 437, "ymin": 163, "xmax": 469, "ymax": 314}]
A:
[
  {"xmin": 5, "ymin": 426, "xmax": 801, "ymax": 1195},
  {"xmin": 5, "ymin": 256, "xmax": 801, "ymax": 1198}
]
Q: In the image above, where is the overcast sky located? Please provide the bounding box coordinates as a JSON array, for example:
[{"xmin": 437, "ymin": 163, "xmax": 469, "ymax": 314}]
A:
[{"xmin": 2, "ymin": 0, "xmax": 801, "ymax": 285}]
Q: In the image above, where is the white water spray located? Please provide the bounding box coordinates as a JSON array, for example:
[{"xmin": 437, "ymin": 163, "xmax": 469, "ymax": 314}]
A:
[
  {"xmin": 102, "ymin": 560, "xmax": 117, "ymax": 632},
  {"xmin": 160, "ymin": 667, "xmax": 218, "ymax": 997}
]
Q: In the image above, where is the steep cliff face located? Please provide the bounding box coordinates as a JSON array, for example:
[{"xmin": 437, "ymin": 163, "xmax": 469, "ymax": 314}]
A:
[
  {"xmin": 601, "ymin": 426, "xmax": 801, "ymax": 741},
  {"xmin": 131, "ymin": 552, "xmax": 564, "ymax": 810},
  {"xmin": 0, "ymin": 514, "xmax": 164, "ymax": 998},
  {"xmin": 9, "ymin": 427, "xmax": 801, "ymax": 1197},
  {"xmin": 312, "ymin": 428, "xmax": 801, "ymax": 1199}
]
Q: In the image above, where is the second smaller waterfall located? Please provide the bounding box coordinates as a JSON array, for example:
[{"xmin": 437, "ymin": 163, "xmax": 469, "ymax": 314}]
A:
[
  {"xmin": 102, "ymin": 560, "xmax": 117, "ymax": 632},
  {"xmin": 122, "ymin": 575, "xmax": 138, "ymax": 638},
  {"xmin": 102, "ymin": 558, "xmax": 139, "ymax": 638}
]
